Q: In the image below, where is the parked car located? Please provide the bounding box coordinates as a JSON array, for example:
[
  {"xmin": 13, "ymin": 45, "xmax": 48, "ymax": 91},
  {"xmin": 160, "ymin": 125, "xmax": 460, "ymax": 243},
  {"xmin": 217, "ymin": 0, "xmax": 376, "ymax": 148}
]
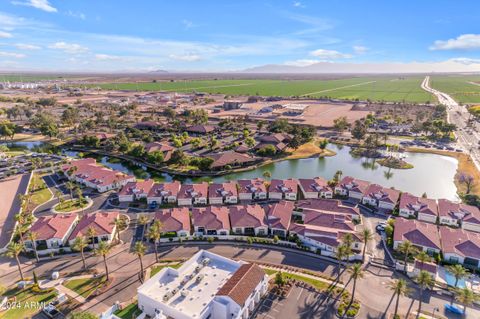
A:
[{"xmin": 445, "ymin": 304, "xmax": 464, "ymax": 315}]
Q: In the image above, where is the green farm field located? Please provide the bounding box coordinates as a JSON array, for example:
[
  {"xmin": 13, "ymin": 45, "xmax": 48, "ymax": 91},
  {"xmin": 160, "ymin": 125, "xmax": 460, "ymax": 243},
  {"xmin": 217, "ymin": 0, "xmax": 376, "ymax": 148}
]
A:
[
  {"xmin": 89, "ymin": 76, "xmax": 434, "ymax": 103},
  {"xmin": 430, "ymin": 75, "xmax": 480, "ymax": 104}
]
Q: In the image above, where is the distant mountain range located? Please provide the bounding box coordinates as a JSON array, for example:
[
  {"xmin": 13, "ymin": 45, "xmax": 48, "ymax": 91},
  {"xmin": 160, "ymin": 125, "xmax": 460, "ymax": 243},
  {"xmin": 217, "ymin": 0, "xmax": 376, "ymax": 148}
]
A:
[{"xmin": 242, "ymin": 60, "xmax": 480, "ymax": 74}]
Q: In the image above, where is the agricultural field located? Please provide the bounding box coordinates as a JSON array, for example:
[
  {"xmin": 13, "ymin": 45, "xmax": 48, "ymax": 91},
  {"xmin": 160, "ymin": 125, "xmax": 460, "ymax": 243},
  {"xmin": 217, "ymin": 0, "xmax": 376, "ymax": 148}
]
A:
[
  {"xmin": 89, "ymin": 76, "xmax": 434, "ymax": 103},
  {"xmin": 0, "ymin": 74, "xmax": 68, "ymax": 82},
  {"xmin": 430, "ymin": 75, "xmax": 480, "ymax": 104}
]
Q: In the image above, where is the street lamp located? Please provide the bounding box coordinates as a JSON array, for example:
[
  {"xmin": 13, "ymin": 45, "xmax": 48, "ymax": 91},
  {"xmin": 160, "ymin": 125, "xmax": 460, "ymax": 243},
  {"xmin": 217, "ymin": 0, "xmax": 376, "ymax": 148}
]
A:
[{"xmin": 432, "ymin": 306, "xmax": 439, "ymax": 318}]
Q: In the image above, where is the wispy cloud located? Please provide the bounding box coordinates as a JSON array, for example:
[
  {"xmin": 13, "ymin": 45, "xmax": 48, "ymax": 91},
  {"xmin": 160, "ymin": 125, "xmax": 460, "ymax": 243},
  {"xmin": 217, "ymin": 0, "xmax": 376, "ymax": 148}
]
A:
[
  {"xmin": 430, "ymin": 34, "xmax": 480, "ymax": 50},
  {"xmin": 95, "ymin": 53, "xmax": 122, "ymax": 61},
  {"xmin": 448, "ymin": 57, "xmax": 480, "ymax": 65},
  {"xmin": 353, "ymin": 45, "xmax": 368, "ymax": 54},
  {"xmin": 11, "ymin": 0, "xmax": 57, "ymax": 13},
  {"xmin": 284, "ymin": 59, "xmax": 319, "ymax": 67},
  {"xmin": 48, "ymin": 42, "xmax": 89, "ymax": 54},
  {"xmin": 0, "ymin": 31, "xmax": 13, "ymax": 38},
  {"xmin": 182, "ymin": 19, "xmax": 196, "ymax": 30},
  {"xmin": 310, "ymin": 49, "xmax": 352, "ymax": 59},
  {"xmin": 0, "ymin": 51, "xmax": 26, "ymax": 58},
  {"xmin": 293, "ymin": 1, "xmax": 305, "ymax": 8},
  {"xmin": 15, "ymin": 43, "xmax": 41, "ymax": 50},
  {"xmin": 67, "ymin": 11, "xmax": 86, "ymax": 20},
  {"xmin": 169, "ymin": 53, "xmax": 202, "ymax": 62}
]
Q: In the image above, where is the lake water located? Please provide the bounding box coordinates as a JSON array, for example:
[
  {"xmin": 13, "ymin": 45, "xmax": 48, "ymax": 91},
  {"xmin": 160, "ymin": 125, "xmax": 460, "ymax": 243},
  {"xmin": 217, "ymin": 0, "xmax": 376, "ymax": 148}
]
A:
[{"xmin": 64, "ymin": 143, "xmax": 459, "ymax": 200}]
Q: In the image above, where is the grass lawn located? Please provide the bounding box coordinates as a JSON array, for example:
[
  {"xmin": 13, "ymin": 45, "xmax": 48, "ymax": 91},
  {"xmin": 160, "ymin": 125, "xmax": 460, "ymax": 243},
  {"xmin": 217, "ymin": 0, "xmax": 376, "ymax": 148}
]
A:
[
  {"xmin": 150, "ymin": 263, "xmax": 182, "ymax": 277},
  {"xmin": 55, "ymin": 198, "xmax": 88, "ymax": 213},
  {"xmin": 0, "ymin": 287, "xmax": 57, "ymax": 319},
  {"xmin": 263, "ymin": 269, "xmax": 331, "ymax": 291},
  {"xmin": 63, "ymin": 276, "xmax": 107, "ymax": 298},
  {"xmin": 29, "ymin": 174, "xmax": 52, "ymax": 209},
  {"xmin": 114, "ymin": 303, "xmax": 141, "ymax": 319}
]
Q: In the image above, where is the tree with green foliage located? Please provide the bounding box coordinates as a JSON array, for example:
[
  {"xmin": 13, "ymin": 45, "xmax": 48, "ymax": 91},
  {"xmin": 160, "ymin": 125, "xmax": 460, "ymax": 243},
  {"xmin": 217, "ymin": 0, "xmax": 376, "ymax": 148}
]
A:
[
  {"xmin": 360, "ymin": 228, "xmax": 373, "ymax": 262},
  {"xmin": 333, "ymin": 116, "xmax": 350, "ymax": 131},
  {"xmin": 147, "ymin": 151, "xmax": 165, "ymax": 165},
  {"xmin": 4, "ymin": 242, "xmax": 25, "ymax": 281},
  {"xmin": 95, "ymin": 241, "xmax": 112, "ymax": 281},
  {"xmin": 147, "ymin": 220, "xmax": 163, "ymax": 263},
  {"xmin": 71, "ymin": 236, "xmax": 89, "ymax": 271},
  {"xmin": 397, "ymin": 240, "xmax": 417, "ymax": 273},
  {"xmin": 347, "ymin": 263, "xmax": 364, "ymax": 304},
  {"xmin": 27, "ymin": 231, "xmax": 40, "ymax": 263},
  {"xmin": 415, "ymin": 270, "xmax": 434, "ymax": 315},
  {"xmin": 351, "ymin": 120, "xmax": 367, "ymax": 141},
  {"xmin": 388, "ymin": 279, "xmax": 411, "ymax": 319},
  {"xmin": 132, "ymin": 241, "xmax": 147, "ymax": 282},
  {"xmin": 455, "ymin": 287, "xmax": 478, "ymax": 316},
  {"xmin": 69, "ymin": 311, "xmax": 98, "ymax": 319},
  {"xmin": 446, "ymin": 264, "xmax": 469, "ymax": 303}
]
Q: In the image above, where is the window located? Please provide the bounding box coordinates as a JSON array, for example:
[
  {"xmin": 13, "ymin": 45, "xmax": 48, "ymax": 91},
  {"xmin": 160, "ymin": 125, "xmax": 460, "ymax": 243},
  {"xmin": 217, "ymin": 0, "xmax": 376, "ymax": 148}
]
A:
[{"xmin": 449, "ymin": 256, "xmax": 459, "ymax": 264}]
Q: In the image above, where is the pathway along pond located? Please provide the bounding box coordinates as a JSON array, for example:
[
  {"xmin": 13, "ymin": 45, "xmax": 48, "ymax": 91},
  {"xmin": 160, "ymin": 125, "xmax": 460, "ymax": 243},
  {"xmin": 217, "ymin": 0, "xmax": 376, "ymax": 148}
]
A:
[{"xmin": 60, "ymin": 143, "xmax": 459, "ymax": 201}]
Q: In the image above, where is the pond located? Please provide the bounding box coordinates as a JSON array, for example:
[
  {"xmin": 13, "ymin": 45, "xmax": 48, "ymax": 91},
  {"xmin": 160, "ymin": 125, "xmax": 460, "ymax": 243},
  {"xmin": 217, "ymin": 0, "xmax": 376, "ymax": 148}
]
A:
[
  {"xmin": 1, "ymin": 141, "xmax": 61, "ymax": 154},
  {"xmin": 64, "ymin": 143, "xmax": 459, "ymax": 200}
]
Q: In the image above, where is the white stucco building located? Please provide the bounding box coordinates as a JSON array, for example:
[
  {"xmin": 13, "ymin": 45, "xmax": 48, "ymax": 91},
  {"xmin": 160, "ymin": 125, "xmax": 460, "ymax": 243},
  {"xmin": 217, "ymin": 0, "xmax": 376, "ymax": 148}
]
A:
[{"xmin": 137, "ymin": 250, "xmax": 268, "ymax": 319}]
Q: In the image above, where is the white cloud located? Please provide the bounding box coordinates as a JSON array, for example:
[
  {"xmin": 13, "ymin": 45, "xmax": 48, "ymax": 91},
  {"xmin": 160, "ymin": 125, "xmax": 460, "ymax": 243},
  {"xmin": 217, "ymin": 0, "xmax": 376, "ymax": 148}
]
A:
[
  {"xmin": 95, "ymin": 53, "xmax": 122, "ymax": 61},
  {"xmin": 11, "ymin": 0, "xmax": 57, "ymax": 13},
  {"xmin": 430, "ymin": 34, "xmax": 480, "ymax": 50},
  {"xmin": 67, "ymin": 11, "xmax": 86, "ymax": 20},
  {"xmin": 309, "ymin": 49, "xmax": 352, "ymax": 59},
  {"xmin": 0, "ymin": 51, "xmax": 26, "ymax": 58},
  {"xmin": 182, "ymin": 19, "xmax": 196, "ymax": 30},
  {"xmin": 448, "ymin": 57, "xmax": 480, "ymax": 65},
  {"xmin": 15, "ymin": 43, "xmax": 41, "ymax": 50},
  {"xmin": 293, "ymin": 1, "xmax": 305, "ymax": 8},
  {"xmin": 0, "ymin": 31, "xmax": 13, "ymax": 38},
  {"xmin": 48, "ymin": 42, "xmax": 88, "ymax": 54},
  {"xmin": 169, "ymin": 53, "xmax": 202, "ymax": 62},
  {"xmin": 353, "ymin": 45, "xmax": 368, "ymax": 54},
  {"xmin": 284, "ymin": 59, "xmax": 320, "ymax": 67}
]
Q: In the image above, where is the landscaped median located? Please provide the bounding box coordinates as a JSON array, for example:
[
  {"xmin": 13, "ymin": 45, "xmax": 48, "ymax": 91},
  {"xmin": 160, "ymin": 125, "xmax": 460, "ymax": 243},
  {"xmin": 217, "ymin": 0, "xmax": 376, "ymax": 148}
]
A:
[
  {"xmin": 52, "ymin": 197, "xmax": 93, "ymax": 213},
  {"xmin": 0, "ymin": 285, "xmax": 57, "ymax": 319},
  {"xmin": 28, "ymin": 173, "xmax": 53, "ymax": 211},
  {"xmin": 62, "ymin": 275, "xmax": 108, "ymax": 299}
]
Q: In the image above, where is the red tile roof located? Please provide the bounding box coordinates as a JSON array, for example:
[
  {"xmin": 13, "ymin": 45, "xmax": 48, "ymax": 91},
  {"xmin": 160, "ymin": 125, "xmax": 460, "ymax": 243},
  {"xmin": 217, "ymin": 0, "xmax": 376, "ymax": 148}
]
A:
[
  {"xmin": 438, "ymin": 199, "xmax": 480, "ymax": 224},
  {"xmin": 399, "ymin": 193, "xmax": 438, "ymax": 216},
  {"xmin": 62, "ymin": 158, "xmax": 134, "ymax": 188},
  {"xmin": 266, "ymin": 200, "xmax": 294, "ymax": 230},
  {"xmin": 393, "ymin": 218, "xmax": 441, "ymax": 250},
  {"xmin": 30, "ymin": 214, "xmax": 78, "ymax": 241},
  {"xmin": 208, "ymin": 181, "xmax": 238, "ymax": 198},
  {"xmin": 186, "ymin": 125, "xmax": 216, "ymax": 134},
  {"xmin": 178, "ymin": 182, "xmax": 209, "ymax": 199},
  {"xmin": 298, "ymin": 177, "xmax": 331, "ymax": 193},
  {"xmin": 337, "ymin": 176, "xmax": 370, "ymax": 194},
  {"xmin": 238, "ymin": 178, "xmax": 266, "ymax": 194},
  {"xmin": 192, "ymin": 206, "xmax": 230, "ymax": 230},
  {"xmin": 147, "ymin": 181, "xmax": 181, "ymax": 198},
  {"xmin": 118, "ymin": 179, "xmax": 155, "ymax": 196},
  {"xmin": 296, "ymin": 199, "xmax": 360, "ymax": 218},
  {"xmin": 68, "ymin": 211, "xmax": 119, "ymax": 240},
  {"xmin": 154, "ymin": 207, "xmax": 191, "ymax": 233},
  {"xmin": 269, "ymin": 178, "xmax": 298, "ymax": 193},
  {"xmin": 144, "ymin": 142, "xmax": 174, "ymax": 160},
  {"xmin": 302, "ymin": 210, "xmax": 355, "ymax": 232},
  {"xmin": 229, "ymin": 205, "xmax": 267, "ymax": 228},
  {"xmin": 440, "ymin": 227, "xmax": 480, "ymax": 260},
  {"xmin": 217, "ymin": 263, "xmax": 265, "ymax": 307},
  {"xmin": 364, "ymin": 184, "xmax": 400, "ymax": 204},
  {"xmin": 207, "ymin": 151, "xmax": 257, "ymax": 169}
]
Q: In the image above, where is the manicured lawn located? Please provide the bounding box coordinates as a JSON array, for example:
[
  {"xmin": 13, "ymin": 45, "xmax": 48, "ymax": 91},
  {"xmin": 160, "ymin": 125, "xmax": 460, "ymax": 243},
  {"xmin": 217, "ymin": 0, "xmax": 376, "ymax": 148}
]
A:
[
  {"xmin": 150, "ymin": 263, "xmax": 182, "ymax": 276},
  {"xmin": 264, "ymin": 269, "xmax": 331, "ymax": 291},
  {"xmin": 63, "ymin": 276, "xmax": 107, "ymax": 298},
  {"xmin": 55, "ymin": 198, "xmax": 88, "ymax": 212},
  {"xmin": 114, "ymin": 303, "xmax": 141, "ymax": 319},
  {"xmin": 0, "ymin": 286, "xmax": 57, "ymax": 319},
  {"xmin": 29, "ymin": 174, "xmax": 52, "ymax": 208}
]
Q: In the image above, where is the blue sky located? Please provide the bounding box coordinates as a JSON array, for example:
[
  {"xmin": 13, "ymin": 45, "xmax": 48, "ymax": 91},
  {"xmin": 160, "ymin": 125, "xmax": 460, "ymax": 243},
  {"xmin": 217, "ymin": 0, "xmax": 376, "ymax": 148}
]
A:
[{"xmin": 0, "ymin": 0, "xmax": 479, "ymax": 72}]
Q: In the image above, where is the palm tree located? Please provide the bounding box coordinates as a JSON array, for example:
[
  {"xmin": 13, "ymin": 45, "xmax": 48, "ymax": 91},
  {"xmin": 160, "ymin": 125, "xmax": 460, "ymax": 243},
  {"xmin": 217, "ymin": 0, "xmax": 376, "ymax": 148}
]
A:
[
  {"xmin": 446, "ymin": 264, "xmax": 469, "ymax": 304},
  {"xmin": 137, "ymin": 215, "xmax": 150, "ymax": 241},
  {"xmin": 71, "ymin": 236, "xmax": 89, "ymax": 271},
  {"xmin": 65, "ymin": 181, "xmax": 75, "ymax": 200},
  {"xmin": 360, "ymin": 228, "xmax": 373, "ymax": 262},
  {"xmin": 342, "ymin": 233, "xmax": 354, "ymax": 264},
  {"xmin": 27, "ymin": 231, "xmax": 39, "ymax": 263},
  {"xmin": 415, "ymin": 270, "xmax": 434, "ymax": 315},
  {"xmin": 397, "ymin": 240, "xmax": 417, "ymax": 273},
  {"xmin": 147, "ymin": 220, "xmax": 163, "ymax": 263},
  {"xmin": 262, "ymin": 170, "xmax": 271, "ymax": 180},
  {"xmin": 4, "ymin": 242, "xmax": 25, "ymax": 281},
  {"xmin": 335, "ymin": 244, "xmax": 348, "ymax": 279},
  {"xmin": 111, "ymin": 217, "xmax": 126, "ymax": 243},
  {"xmin": 14, "ymin": 213, "xmax": 27, "ymax": 247},
  {"xmin": 86, "ymin": 226, "xmax": 97, "ymax": 250},
  {"xmin": 388, "ymin": 279, "xmax": 411, "ymax": 319},
  {"xmin": 347, "ymin": 263, "xmax": 364, "ymax": 304},
  {"xmin": 415, "ymin": 251, "xmax": 431, "ymax": 269},
  {"xmin": 95, "ymin": 241, "xmax": 112, "ymax": 281},
  {"xmin": 455, "ymin": 287, "xmax": 477, "ymax": 316},
  {"xmin": 55, "ymin": 190, "xmax": 64, "ymax": 204},
  {"xmin": 132, "ymin": 241, "xmax": 147, "ymax": 282}
]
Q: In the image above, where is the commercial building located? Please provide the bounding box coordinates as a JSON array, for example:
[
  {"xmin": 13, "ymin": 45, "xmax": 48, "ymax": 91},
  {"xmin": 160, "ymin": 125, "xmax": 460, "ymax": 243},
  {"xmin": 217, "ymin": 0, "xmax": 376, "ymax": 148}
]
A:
[{"xmin": 137, "ymin": 250, "xmax": 268, "ymax": 319}]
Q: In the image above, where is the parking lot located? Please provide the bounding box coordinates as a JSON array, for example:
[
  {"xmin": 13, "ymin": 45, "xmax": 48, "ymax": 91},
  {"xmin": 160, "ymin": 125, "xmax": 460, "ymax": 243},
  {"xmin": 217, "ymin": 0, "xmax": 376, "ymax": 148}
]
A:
[{"xmin": 253, "ymin": 284, "xmax": 335, "ymax": 319}]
